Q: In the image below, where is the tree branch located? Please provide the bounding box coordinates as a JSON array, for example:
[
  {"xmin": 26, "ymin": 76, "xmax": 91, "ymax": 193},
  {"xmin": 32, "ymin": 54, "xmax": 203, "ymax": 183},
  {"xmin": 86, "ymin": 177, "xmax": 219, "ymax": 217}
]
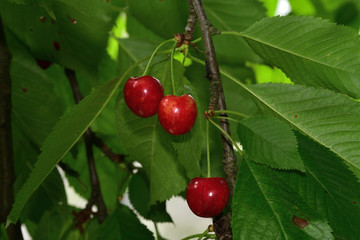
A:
[
  {"xmin": 189, "ymin": 1, "xmax": 237, "ymax": 239},
  {"xmin": 0, "ymin": 20, "xmax": 23, "ymax": 240},
  {"xmin": 58, "ymin": 161, "xmax": 80, "ymax": 178},
  {"xmin": 64, "ymin": 68, "xmax": 127, "ymax": 167},
  {"xmin": 184, "ymin": 0, "xmax": 197, "ymax": 43},
  {"xmin": 65, "ymin": 69, "xmax": 108, "ymax": 224},
  {"xmin": 83, "ymin": 129, "xmax": 107, "ymax": 223},
  {"xmin": 92, "ymin": 135, "xmax": 127, "ymax": 165},
  {"xmin": 190, "ymin": 0, "xmax": 221, "ymax": 111}
]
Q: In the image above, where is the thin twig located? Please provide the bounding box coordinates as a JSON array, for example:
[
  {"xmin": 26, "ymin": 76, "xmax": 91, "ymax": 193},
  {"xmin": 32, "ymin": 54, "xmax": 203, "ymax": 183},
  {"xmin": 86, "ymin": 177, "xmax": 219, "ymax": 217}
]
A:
[
  {"xmin": 0, "ymin": 18, "xmax": 23, "ymax": 240},
  {"xmin": 65, "ymin": 68, "xmax": 83, "ymax": 104},
  {"xmin": 65, "ymin": 68, "xmax": 108, "ymax": 224},
  {"xmin": 83, "ymin": 129, "xmax": 107, "ymax": 223},
  {"xmin": 92, "ymin": 136, "xmax": 127, "ymax": 165},
  {"xmin": 189, "ymin": 1, "xmax": 237, "ymax": 239},
  {"xmin": 58, "ymin": 161, "xmax": 80, "ymax": 178}
]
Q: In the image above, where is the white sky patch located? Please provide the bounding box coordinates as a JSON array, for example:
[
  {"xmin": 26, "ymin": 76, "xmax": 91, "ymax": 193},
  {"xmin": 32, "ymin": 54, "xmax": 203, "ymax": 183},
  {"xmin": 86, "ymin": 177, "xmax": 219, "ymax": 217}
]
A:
[
  {"xmin": 57, "ymin": 166, "xmax": 87, "ymax": 209},
  {"xmin": 275, "ymin": 0, "xmax": 291, "ymax": 16}
]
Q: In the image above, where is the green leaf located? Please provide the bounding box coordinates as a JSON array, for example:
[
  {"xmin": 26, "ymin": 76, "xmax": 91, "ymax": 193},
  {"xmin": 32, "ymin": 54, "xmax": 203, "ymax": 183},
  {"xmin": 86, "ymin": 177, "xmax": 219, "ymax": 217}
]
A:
[
  {"xmin": 184, "ymin": 64, "xmax": 226, "ymax": 178},
  {"xmin": 172, "ymin": 125, "xmax": 202, "ymax": 179},
  {"xmin": 238, "ymin": 116, "xmax": 305, "ymax": 171},
  {"xmin": 9, "ymin": 34, "xmax": 64, "ymax": 146},
  {"xmin": 242, "ymin": 16, "xmax": 360, "ymax": 98},
  {"xmin": 117, "ymin": 38, "xmax": 158, "ymax": 70},
  {"xmin": 245, "ymin": 83, "xmax": 360, "ymax": 178},
  {"xmin": 232, "ymin": 159, "xmax": 334, "ymax": 240},
  {"xmin": 12, "ymin": 126, "xmax": 67, "ymax": 224},
  {"xmin": 6, "ymin": 73, "xmax": 126, "ymax": 226},
  {"xmin": 149, "ymin": 59, "xmax": 203, "ymax": 179},
  {"xmin": 288, "ymin": 0, "xmax": 316, "ymax": 15},
  {"xmin": 126, "ymin": 11, "xmax": 165, "ymax": 43},
  {"xmin": 20, "ymin": 169, "xmax": 67, "ymax": 224},
  {"xmin": 247, "ymin": 63, "xmax": 292, "ymax": 84},
  {"xmin": 33, "ymin": 205, "xmax": 79, "ymax": 240},
  {"xmin": 222, "ymin": 65, "xmax": 259, "ymax": 116},
  {"xmin": 280, "ymin": 133, "xmax": 360, "ymax": 239},
  {"xmin": 7, "ymin": 0, "xmax": 26, "ymax": 4},
  {"xmin": 81, "ymin": 219, "xmax": 101, "ymax": 240},
  {"xmin": 260, "ymin": 0, "xmax": 279, "ymax": 16},
  {"xmin": 128, "ymin": 172, "xmax": 172, "ymax": 223},
  {"xmin": 128, "ymin": 0, "xmax": 187, "ymax": 39},
  {"xmin": 334, "ymin": 2, "xmax": 360, "ymax": 29},
  {"xmin": 170, "ymin": 69, "xmax": 202, "ymax": 179},
  {"xmin": 115, "ymin": 95, "xmax": 187, "ymax": 204},
  {"xmin": 0, "ymin": 224, "xmax": 8, "ymax": 240},
  {"xmin": 204, "ymin": 0, "xmax": 266, "ymax": 63},
  {"xmin": 1, "ymin": 0, "xmax": 120, "ymax": 83},
  {"xmin": 62, "ymin": 143, "xmax": 129, "ymax": 210},
  {"xmin": 98, "ymin": 204, "xmax": 154, "ymax": 240}
]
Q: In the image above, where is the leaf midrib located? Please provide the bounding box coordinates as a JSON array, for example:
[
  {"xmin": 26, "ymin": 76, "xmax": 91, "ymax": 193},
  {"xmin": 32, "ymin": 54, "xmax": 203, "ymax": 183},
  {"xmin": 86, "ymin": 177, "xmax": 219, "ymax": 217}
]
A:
[
  {"xmin": 248, "ymin": 162, "xmax": 289, "ymax": 240},
  {"xmin": 149, "ymin": 118, "xmax": 157, "ymax": 203},
  {"xmin": 306, "ymin": 168, "xmax": 360, "ymax": 237},
  {"xmin": 241, "ymin": 85, "xmax": 359, "ymax": 172},
  {"xmin": 217, "ymin": 67, "xmax": 360, "ymax": 172},
  {"xmin": 241, "ymin": 32, "xmax": 356, "ymax": 74},
  {"xmin": 242, "ymin": 122, "xmax": 297, "ymax": 162}
]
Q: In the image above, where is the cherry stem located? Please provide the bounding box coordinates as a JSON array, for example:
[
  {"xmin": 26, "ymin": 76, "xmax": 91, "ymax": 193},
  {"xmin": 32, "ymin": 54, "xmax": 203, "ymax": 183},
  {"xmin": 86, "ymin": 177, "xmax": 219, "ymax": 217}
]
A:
[
  {"xmin": 206, "ymin": 119, "xmax": 211, "ymax": 178},
  {"xmin": 181, "ymin": 230, "xmax": 217, "ymax": 240},
  {"xmin": 170, "ymin": 41, "xmax": 178, "ymax": 95},
  {"xmin": 142, "ymin": 38, "xmax": 174, "ymax": 76},
  {"xmin": 214, "ymin": 110, "xmax": 248, "ymax": 119},
  {"xmin": 181, "ymin": 46, "xmax": 189, "ymax": 73},
  {"xmin": 154, "ymin": 222, "xmax": 162, "ymax": 239},
  {"xmin": 208, "ymin": 118, "xmax": 243, "ymax": 156},
  {"xmin": 212, "ymin": 116, "xmax": 239, "ymax": 123}
]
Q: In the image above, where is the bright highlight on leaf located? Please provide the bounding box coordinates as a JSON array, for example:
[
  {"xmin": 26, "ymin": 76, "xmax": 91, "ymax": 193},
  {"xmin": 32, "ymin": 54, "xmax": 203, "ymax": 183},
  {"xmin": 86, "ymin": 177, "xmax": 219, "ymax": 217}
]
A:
[
  {"xmin": 107, "ymin": 12, "xmax": 128, "ymax": 61},
  {"xmin": 238, "ymin": 116, "xmax": 305, "ymax": 172}
]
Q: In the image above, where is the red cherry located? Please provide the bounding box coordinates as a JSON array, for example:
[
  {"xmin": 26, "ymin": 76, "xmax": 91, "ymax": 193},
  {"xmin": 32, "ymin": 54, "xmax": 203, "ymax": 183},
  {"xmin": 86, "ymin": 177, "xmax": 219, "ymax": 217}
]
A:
[
  {"xmin": 157, "ymin": 94, "xmax": 197, "ymax": 135},
  {"xmin": 36, "ymin": 59, "xmax": 52, "ymax": 70},
  {"xmin": 123, "ymin": 76, "xmax": 164, "ymax": 118},
  {"xmin": 186, "ymin": 177, "xmax": 229, "ymax": 218}
]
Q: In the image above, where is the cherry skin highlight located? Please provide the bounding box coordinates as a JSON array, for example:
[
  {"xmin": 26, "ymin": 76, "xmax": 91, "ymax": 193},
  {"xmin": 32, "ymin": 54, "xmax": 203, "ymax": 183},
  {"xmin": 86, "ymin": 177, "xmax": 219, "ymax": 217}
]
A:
[
  {"xmin": 124, "ymin": 76, "xmax": 164, "ymax": 118},
  {"xmin": 186, "ymin": 177, "xmax": 229, "ymax": 218},
  {"xmin": 157, "ymin": 94, "xmax": 197, "ymax": 135}
]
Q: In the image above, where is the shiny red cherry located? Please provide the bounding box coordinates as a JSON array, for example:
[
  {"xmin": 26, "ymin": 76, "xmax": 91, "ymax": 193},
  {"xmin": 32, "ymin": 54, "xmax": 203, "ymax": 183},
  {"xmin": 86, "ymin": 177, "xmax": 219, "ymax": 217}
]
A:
[
  {"xmin": 157, "ymin": 94, "xmax": 197, "ymax": 135},
  {"xmin": 123, "ymin": 76, "xmax": 164, "ymax": 117},
  {"xmin": 186, "ymin": 177, "xmax": 229, "ymax": 218}
]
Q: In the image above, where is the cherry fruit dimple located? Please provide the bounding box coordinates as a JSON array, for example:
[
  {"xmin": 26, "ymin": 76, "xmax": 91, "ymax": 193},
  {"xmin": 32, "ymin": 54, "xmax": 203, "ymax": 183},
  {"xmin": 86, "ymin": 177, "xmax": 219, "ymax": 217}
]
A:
[
  {"xmin": 124, "ymin": 76, "xmax": 164, "ymax": 118},
  {"xmin": 158, "ymin": 94, "xmax": 197, "ymax": 135},
  {"xmin": 186, "ymin": 177, "xmax": 229, "ymax": 218}
]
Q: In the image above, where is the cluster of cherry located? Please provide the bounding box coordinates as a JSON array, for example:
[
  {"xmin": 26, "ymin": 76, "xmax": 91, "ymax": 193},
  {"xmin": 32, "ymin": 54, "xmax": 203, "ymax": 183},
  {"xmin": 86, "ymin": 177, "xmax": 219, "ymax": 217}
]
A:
[
  {"xmin": 124, "ymin": 75, "xmax": 229, "ymax": 218},
  {"xmin": 124, "ymin": 75, "xmax": 197, "ymax": 135}
]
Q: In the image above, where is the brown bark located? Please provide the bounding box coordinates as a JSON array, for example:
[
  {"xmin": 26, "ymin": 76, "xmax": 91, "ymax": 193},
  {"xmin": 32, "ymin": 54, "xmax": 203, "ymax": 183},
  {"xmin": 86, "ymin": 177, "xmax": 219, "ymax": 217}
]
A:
[
  {"xmin": 65, "ymin": 68, "xmax": 108, "ymax": 223},
  {"xmin": 189, "ymin": 1, "xmax": 237, "ymax": 238}
]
